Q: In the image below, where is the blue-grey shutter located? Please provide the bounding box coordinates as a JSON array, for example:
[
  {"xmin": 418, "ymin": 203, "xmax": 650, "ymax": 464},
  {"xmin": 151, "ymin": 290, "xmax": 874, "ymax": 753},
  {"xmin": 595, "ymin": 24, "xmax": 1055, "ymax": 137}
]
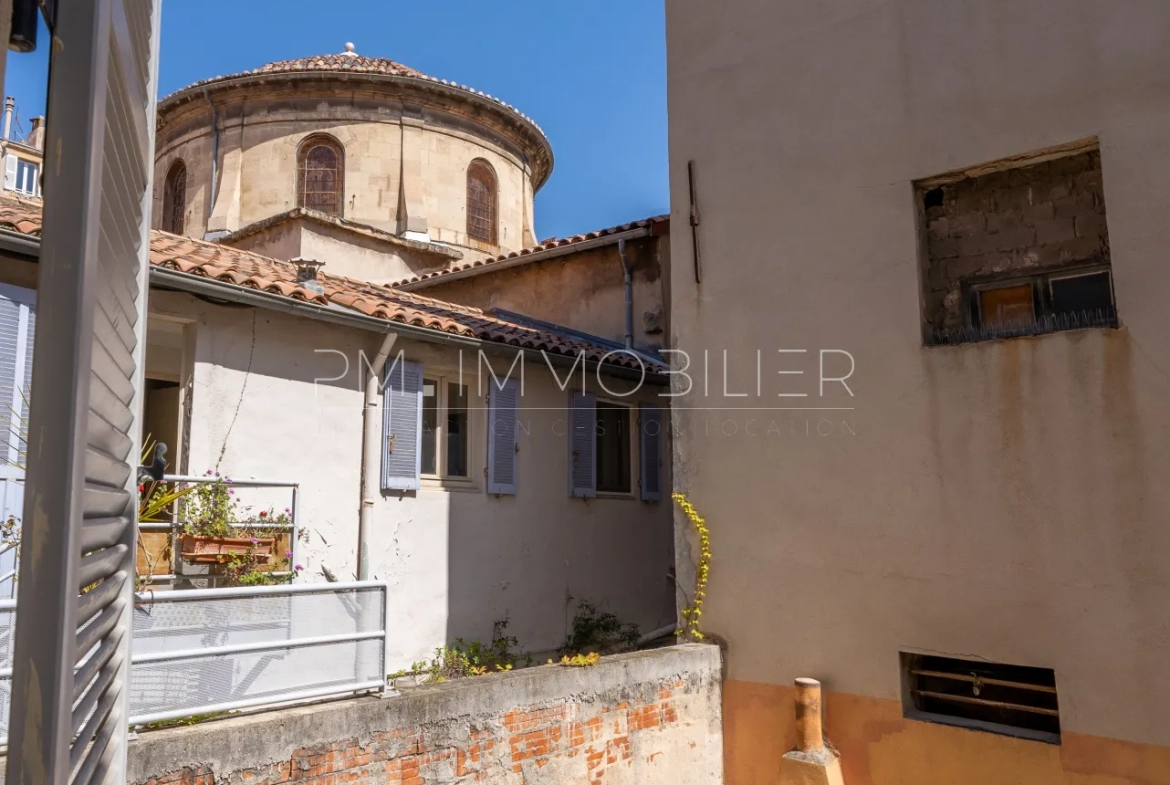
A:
[
  {"xmin": 639, "ymin": 403, "xmax": 663, "ymax": 502},
  {"xmin": 487, "ymin": 379, "xmax": 519, "ymax": 495},
  {"xmin": 6, "ymin": 0, "xmax": 163, "ymax": 781},
  {"xmin": 569, "ymin": 392, "xmax": 597, "ymax": 498},
  {"xmin": 382, "ymin": 360, "xmax": 423, "ymax": 491}
]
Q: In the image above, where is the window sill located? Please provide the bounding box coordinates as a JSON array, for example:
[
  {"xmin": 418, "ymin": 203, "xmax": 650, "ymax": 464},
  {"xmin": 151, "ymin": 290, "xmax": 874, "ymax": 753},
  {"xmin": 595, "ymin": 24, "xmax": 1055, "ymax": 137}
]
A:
[
  {"xmin": 925, "ymin": 315, "xmax": 1119, "ymax": 347},
  {"xmin": 595, "ymin": 491, "xmax": 636, "ymax": 500},
  {"xmin": 420, "ymin": 477, "xmax": 480, "ymax": 494}
]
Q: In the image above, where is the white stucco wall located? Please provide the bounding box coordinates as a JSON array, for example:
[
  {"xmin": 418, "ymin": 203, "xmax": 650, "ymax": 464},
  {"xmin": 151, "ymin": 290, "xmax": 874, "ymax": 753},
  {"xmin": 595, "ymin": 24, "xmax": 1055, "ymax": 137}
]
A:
[{"xmin": 149, "ymin": 291, "xmax": 675, "ymax": 668}]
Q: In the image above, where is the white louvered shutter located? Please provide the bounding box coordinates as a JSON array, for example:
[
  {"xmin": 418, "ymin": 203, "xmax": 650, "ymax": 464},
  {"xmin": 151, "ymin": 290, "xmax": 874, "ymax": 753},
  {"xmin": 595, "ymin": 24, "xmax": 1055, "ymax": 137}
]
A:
[
  {"xmin": 569, "ymin": 392, "xmax": 597, "ymax": 498},
  {"xmin": 3, "ymin": 155, "xmax": 16, "ymax": 191},
  {"xmin": 382, "ymin": 360, "xmax": 423, "ymax": 491},
  {"xmin": 639, "ymin": 403, "xmax": 663, "ymax": 502},
  {"xmin": 5, "ymin": 0, "xmax": 162, "ymax": 781},
  {"xmin": 0, "ymin": 295, "xmax": 21, "ymax": 465},
  {"xmin": 487, "ymin": 379, "xmax": 519, "ymax": 495}
]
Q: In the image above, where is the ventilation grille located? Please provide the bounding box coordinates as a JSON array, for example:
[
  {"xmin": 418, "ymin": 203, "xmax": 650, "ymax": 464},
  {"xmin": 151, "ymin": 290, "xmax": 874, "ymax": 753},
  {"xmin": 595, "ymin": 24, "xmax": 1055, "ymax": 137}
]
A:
[{"xmin": 901, "ymin": 653, "xmax": 1060, "ymax": 743}]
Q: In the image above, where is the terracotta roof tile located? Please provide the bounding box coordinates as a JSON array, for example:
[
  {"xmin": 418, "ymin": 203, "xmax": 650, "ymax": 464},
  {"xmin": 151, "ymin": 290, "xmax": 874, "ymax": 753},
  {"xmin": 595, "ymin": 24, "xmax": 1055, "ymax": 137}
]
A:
[
  {"xmin": 0, "ymin": 195, "xmax": 663, "ymax": 373},
  {"xmin": 391, "ymin": 214, "xmax": 670, "ymax": 289}
]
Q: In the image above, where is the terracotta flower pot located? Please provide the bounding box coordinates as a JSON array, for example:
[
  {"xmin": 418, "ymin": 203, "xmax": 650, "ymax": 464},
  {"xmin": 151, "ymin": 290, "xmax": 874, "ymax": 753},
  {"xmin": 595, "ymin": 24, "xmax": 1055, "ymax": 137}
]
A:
[{"xmin": 179, "ymin": 534, "xmax": 275, "ymax": 565}]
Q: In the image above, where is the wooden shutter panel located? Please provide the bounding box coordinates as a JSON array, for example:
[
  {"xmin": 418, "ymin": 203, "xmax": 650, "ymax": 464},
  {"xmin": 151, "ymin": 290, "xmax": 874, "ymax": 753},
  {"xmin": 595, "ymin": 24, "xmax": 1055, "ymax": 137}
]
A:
[
  {"xmin": 487, "ymin": 379, "xmax": 519, "ymax": 495},
  {"xmin": 3, "ymin": 155, "xmax": 16, "ymax": 191},
  {"xmin": 569, "ymin": 392, "xmax": 597, "ymax": 498},
  {"xmin": 382, "ymin": 360, "xmax": 423, "ymax": 491},
  {"xmin": 639, "ymin": 403, "xmax": 663, "ymax": 502}
]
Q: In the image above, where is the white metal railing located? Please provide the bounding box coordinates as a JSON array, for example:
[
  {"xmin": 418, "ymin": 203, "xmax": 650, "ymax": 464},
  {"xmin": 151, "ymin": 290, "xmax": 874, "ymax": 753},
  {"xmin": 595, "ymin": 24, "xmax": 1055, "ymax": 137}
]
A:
[
  {"xmin": 139, "ymin": 474, "xmax": 302, "ymax": 588},
  {"xmin": 0, "ymin": 581, "xmax": 390, "ymax": 743},
  {"xmin": 0, "ymin": 542, "xmax": 16, "ymax": 599}
]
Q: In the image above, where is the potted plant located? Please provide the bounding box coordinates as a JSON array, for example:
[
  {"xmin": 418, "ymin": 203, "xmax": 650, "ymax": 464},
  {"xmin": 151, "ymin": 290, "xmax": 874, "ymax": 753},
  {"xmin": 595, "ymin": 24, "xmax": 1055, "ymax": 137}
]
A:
[
  {"xmin": 178, "ymin": 472, "xmax": 277, "ymax": 565},
  {"xmin": 176, "ymin": 472, "xmax": 301, "ymax": 586}
]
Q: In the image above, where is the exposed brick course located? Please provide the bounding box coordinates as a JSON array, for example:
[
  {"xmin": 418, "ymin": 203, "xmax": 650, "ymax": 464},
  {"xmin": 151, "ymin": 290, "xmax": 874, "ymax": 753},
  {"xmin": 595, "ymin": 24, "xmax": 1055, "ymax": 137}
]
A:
[{"xmin": 119, "ymin": 646, "xmax": 721, "ymax": 785}]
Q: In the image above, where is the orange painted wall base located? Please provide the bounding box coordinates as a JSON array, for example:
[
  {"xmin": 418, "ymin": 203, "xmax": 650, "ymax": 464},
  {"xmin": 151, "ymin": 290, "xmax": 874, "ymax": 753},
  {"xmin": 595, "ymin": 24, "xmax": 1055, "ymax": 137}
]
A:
[{"xmin": 725, "ymin": 680, "xmax": 1170, "ymax": 785}]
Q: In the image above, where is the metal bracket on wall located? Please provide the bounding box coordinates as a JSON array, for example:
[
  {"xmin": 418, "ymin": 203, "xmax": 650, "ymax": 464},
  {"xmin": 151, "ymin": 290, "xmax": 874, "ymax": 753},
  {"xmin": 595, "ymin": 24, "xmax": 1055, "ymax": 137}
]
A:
[{"xmin": 687, "ymin": 160, "xmax": 702, "ymax": 284}]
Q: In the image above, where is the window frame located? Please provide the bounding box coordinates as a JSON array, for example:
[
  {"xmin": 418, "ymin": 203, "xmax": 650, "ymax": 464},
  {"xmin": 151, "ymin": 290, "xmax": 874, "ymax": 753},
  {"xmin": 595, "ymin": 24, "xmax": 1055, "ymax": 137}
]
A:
[
  {"xmin": 14, "ymin": 159, "xmax": 38, "ymax": 197},
  {"xmin": 466, "ymin": 158, "xmax": 498, "ymax": 247},
  {"xmin": 419, "ymin": 374, "xmax": 476, "ymax": 488},
  {"xmin": 966, "ymin": 262, "xmax": 1116, "ymax": 332},
  {"xmin": 594, "ymin": 398, "xmax": 634, "ymax": 497},
  {"xmin": 296, "ymin": 134, "xmax": 345, "ymax": 218}
]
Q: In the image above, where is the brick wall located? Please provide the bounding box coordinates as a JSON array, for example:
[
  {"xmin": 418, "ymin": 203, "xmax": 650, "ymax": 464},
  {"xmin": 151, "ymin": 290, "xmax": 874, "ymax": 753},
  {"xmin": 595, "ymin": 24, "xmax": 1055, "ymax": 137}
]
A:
[
  {"xmin": 921, "ymin": 150, "xmax": 1111, "ymax": 329},
  {"xmin": 122, "ymin": 645, "xmax": 721, "ymax": 785}
]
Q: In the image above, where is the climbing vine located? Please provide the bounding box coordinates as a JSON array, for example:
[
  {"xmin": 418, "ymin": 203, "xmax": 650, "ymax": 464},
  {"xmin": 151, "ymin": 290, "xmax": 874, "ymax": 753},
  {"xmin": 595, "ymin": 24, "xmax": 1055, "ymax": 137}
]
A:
[{"xmin": 673, "ymin": 492, "xmax": 711, "ymax": 641}]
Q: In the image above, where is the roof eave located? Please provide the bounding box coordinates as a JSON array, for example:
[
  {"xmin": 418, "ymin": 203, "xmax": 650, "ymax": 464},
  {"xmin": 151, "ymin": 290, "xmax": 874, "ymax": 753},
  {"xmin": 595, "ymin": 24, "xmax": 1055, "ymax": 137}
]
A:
[{"xmin": 399, "ymin": 224, "xmax": 655, "ymax": 291}]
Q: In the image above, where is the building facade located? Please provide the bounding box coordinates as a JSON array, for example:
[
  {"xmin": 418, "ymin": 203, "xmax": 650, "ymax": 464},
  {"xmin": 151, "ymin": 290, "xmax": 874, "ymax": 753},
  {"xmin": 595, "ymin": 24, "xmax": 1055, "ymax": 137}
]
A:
[{"xmin": 666, "ymin": 1, "xmax": 1170, "ymax": 783}]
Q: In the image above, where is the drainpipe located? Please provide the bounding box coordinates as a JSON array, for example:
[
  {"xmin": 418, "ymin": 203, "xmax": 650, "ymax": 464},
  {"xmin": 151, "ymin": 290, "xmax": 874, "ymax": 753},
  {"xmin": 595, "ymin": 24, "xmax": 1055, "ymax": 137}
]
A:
[
  {"xmin": 618, "ymin": 239, "xmax": 633, "ymax": 349},
  {"xmin": 358, "ymin": 331, "xmax": 398, "ymax": 580},
  {"xmin": 202, "ymin": 87, "xmax": 219, "ymax": 215}
]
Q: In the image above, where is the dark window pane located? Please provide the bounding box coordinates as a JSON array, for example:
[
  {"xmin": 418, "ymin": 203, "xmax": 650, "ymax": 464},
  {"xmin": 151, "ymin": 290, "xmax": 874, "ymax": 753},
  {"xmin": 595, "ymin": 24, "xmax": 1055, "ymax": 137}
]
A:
[
  {"xmin": 466, "ymin": 160, "xmax": 497, "ymax": 244},
  {"xmin": 596, "ymin": 402, "xmax": 630, "ymax": 493},
  {"xmin": 979, "ymin": 284, "xmax": 1034, "ymax": 329},
  {"xmin": 297, "ymin": 138, "xmax": 343, "ymax": 216},
  {"xmin": 446, "ymin": 382, "xmax": 468, "ymax": 477},
  {"xmin": 162, "ymin": 161, "xmax": 186, "ymax": 234},
  {"xmin": 1050, "ymin": 272, "xmax": 1113, "ymax": 316},
  {"xmin": 421, "ymin": 380, "xmax": 437, "ymax": 475}
]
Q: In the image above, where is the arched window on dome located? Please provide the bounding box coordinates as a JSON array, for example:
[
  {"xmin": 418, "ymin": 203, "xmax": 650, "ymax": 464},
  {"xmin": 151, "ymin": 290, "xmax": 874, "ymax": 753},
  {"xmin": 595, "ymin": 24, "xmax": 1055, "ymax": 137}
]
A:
[
  {"xmin": 162, "ymin": 160, "xmax": 187, "ymax": 234},
  {"xmin": 297, "ymin": 135, "xmax": 345, "ymax": 216},
  {"xmin": 466, "ymin": 159, "xmax": 498, "ymax": 246}
]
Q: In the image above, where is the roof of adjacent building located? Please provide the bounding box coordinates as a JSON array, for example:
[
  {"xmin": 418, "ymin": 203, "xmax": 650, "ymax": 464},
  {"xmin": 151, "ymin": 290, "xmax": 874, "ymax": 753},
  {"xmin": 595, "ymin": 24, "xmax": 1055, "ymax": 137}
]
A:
[
  {"xmin": 392, "ymin": 214, "xmax": 670, "ymax": 290},
  {"xmin": 219, "ymin": 208, "xmax": 464, "ymax": 261},
  {"xmin": 0, "ymin": 195, "xmax": 664, "ymax": 373}
]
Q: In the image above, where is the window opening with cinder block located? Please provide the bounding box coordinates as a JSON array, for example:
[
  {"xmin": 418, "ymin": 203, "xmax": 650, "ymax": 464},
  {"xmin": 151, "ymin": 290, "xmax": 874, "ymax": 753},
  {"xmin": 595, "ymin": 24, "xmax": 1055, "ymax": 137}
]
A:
[{"xmin": 919, "ymin": 146, "xmax": 1116, "ymax": 345}]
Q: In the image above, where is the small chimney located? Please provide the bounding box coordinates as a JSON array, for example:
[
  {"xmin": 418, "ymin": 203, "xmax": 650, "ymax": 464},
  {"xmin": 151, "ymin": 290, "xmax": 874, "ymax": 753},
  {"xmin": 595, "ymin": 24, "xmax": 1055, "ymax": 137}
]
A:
[
  {"xmin": 3, "ymin": 98, "xmax": 14, "ymax": 141},
  {"xmin": 28, "ymin": 116, "xmax": 44, "ymax": 150},
  {"xmin": 291, "ymin": 257, "xmax": 326, "ymax": 295}
]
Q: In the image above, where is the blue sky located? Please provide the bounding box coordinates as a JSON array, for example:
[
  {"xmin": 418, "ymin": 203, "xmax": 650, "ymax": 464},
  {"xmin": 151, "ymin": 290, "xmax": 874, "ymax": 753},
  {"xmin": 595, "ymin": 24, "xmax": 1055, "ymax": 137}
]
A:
[{"xmin": 2, "ymin": 0, "xmax": 668, "ymax": 240}]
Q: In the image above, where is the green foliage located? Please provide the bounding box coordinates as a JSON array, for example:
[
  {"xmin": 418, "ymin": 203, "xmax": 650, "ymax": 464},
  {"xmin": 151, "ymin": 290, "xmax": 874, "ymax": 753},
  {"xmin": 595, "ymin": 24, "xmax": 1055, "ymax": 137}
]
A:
[
  {"xmin": 561, "ymin": 600, "xmax": 640, "ymax": 657},
  {"xmin": 388, "ymin": 619, "xmax": 531, "ymax": 684},
  {"xmin": 558, "ymin": 652, "xmax": 601, "ymax": 667}
]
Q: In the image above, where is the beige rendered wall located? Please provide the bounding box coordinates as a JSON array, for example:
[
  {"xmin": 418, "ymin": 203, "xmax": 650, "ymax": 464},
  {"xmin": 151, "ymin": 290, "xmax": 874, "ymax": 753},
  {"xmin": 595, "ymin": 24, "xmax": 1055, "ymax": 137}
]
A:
[
  {"xmin": 147, "ymin": 290, "xmax": 675, "ymax": 670},
  {"xmin": 666, "ymin": 0, "xmax": 1170, "ymax": 779},
  {"xmin": 153, "ymin": 91, "xmax": 534, "ymax": 259},
  {"xmin": 421, "ymin": 236, "xmax": 669, "ymax": 351},
  {"xmin": 226, "ymin": 220, "xmax": 451, "ymax": 284}
]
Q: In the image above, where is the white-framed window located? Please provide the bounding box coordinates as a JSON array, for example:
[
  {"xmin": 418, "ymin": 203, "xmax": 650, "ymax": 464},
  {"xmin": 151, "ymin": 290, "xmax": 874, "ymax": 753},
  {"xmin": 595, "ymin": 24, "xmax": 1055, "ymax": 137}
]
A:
[
  {"xmin": 421, "ymin": 377, "xmax": 470, "ymax": 480},
  {"xmin": 569, "ymin": 393, "xmax": 662, "ymax": 501},
  {"xmin": 3, "ymin": 155, "xmax": 39, "ymax": 197},
  {"xmin": 382, "ymin": 360, "xmax": 505, "ymax": 493}
]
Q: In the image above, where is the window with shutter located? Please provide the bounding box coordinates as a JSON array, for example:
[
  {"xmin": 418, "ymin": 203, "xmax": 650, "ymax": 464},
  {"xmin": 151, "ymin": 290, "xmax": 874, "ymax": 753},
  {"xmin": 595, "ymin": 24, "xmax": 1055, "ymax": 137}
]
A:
[
  {"xmin": 639, "ymin": 403, "xmax": 663, "ymax": 502},
  {"xmin": 3, "ymin": 155, "xmax": 17, "ymax": 191},
  {"xmin": 487, "ymin": 379, "xmax": 519, "ymax": 495},
  {"xmin": 569, "ymin": 392, "xmax": 597, "ymax": 498},
  {"xmin": 0, "ymin": 284, "xmax": 36, "ymax": 469},
  {"xmin": 382, "ymin": 360, "xmax": 423, "ymax": 491}
]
